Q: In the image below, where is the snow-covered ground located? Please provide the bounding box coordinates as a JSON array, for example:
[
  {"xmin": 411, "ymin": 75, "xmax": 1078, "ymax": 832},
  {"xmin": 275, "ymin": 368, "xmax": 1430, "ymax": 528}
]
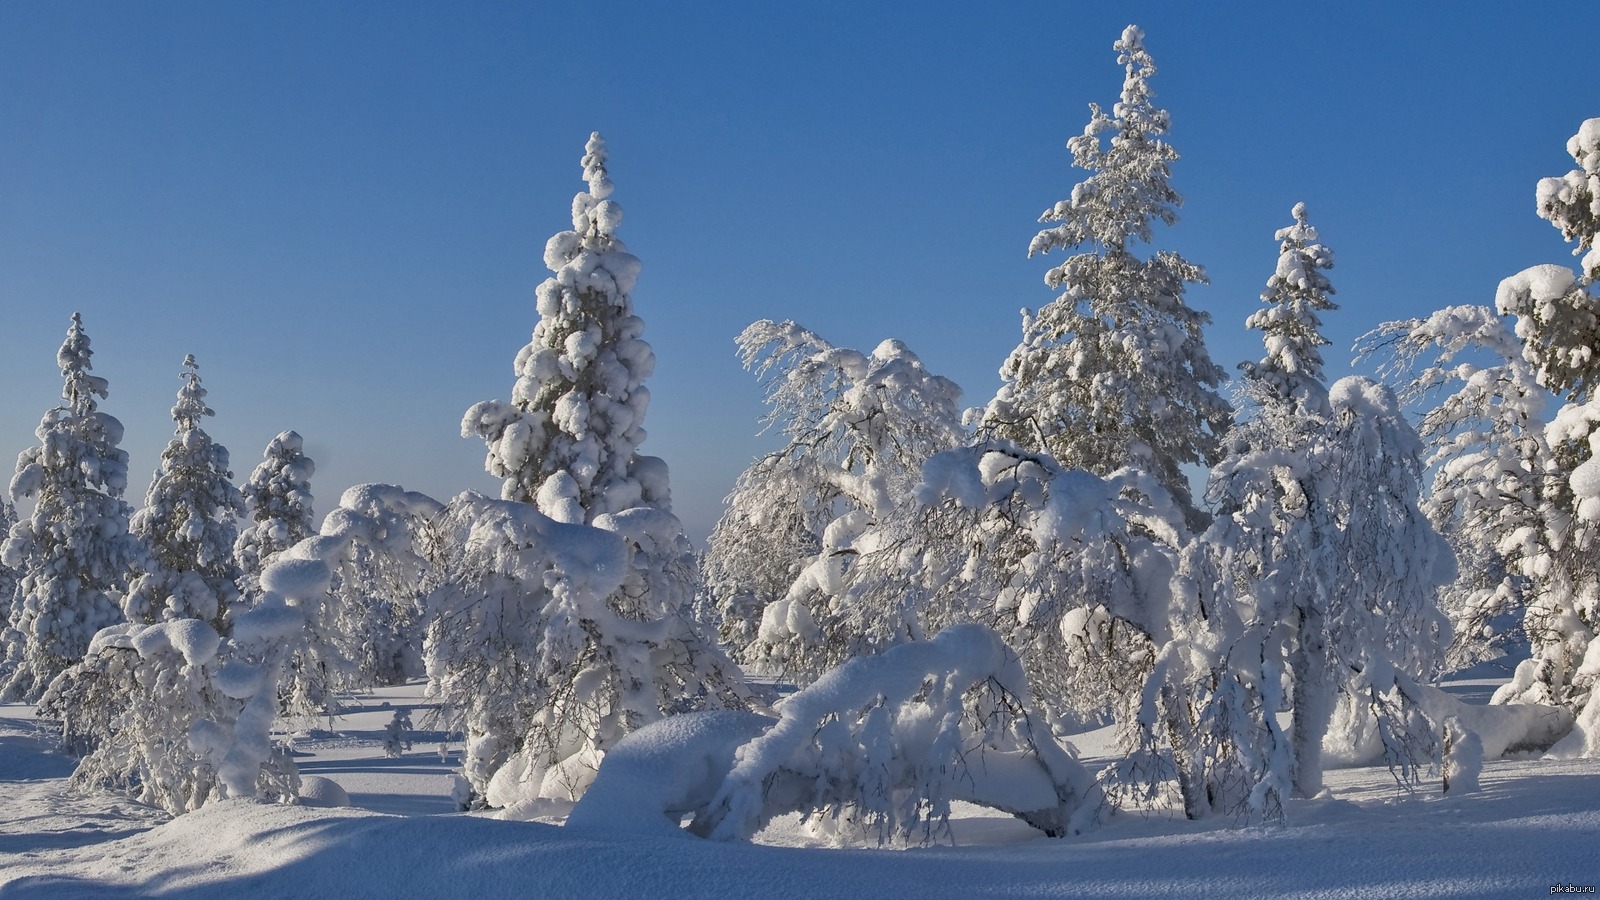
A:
[{"xmin": 3, "ymin": 680, "xmax": 1597, "ymax": 899}]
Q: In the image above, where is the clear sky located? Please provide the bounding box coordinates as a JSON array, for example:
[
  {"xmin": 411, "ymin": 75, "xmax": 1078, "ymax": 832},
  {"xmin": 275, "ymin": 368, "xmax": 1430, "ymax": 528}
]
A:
[{"xmin": 0, "ymin": 1, "xmax": 1592, "ymax": 543}]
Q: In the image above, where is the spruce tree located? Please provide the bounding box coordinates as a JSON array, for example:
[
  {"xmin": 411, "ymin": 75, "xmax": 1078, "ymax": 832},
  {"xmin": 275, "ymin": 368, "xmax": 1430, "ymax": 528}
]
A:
[
  {"xmin": 125, "ymin": 355, "xmax": 247, "ymax": 629},
  {"xmin": 1242, "ymin": 202, "xmax": 1338, "ymax": 412},
  {"xmin": 463, "ymin": 132, "xmax": 665, "ymax": 524},
  {"xmin": 1, "ymin": 313, "xmax": 141, "ymax": 702},
  {"xmin": 981, "ymin": 25, "xmax": 1229, "ymax": 523},
  {"xmin": 235, "ymin": 430, "xmax": 316, "ymax": 599}
]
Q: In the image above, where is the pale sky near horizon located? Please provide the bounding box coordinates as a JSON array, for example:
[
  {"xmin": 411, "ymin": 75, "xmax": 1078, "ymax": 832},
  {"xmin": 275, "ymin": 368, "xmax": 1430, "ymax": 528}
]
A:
[{"xmin": 0, "ymin": 1, "xmax": 1592, "ymax": 543}]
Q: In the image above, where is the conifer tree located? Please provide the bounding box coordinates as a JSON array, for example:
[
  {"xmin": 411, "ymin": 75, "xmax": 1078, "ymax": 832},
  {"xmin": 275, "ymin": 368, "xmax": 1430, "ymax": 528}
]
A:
[
  {"xmin": 1242, "ymin": 202, "xmax": 1338, "ymax": 412},
  {"xmin": 463, "ymin": 132, "xmax": 666, "ymax": 524},
  {"xmin": 235, "ymin": 430, "xmax": 316, "ymax": 599},
  {"xmin": 125, "ymin": 355, "xmax": 247, "ymax": 629},
  {"xmin": 1, "ymin": 313, "xmax": 142, "ymax": 702},
  {"xmin": 981, "ymin": 25, "xmax": 1229, "ymax": 524},
  {"xmin": 43, "ymin": 355, "xmax": 252, "ymax": 814}
]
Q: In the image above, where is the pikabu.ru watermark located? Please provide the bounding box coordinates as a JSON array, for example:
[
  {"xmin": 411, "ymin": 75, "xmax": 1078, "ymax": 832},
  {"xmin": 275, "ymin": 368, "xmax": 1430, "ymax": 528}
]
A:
[{"xmin": 1551, "ymin": 885, "xmax": 1596, "ymax": 894}]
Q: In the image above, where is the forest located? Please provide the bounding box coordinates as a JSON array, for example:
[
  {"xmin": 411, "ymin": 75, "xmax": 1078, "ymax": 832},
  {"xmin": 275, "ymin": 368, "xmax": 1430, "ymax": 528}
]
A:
[{"xmin": 1, "ymin": 24, "xmax": 1597, "ymax": 866}]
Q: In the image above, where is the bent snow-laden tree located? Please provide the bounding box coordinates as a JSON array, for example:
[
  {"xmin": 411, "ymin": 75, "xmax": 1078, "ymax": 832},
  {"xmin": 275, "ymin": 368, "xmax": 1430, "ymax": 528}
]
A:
[
  {"xmin": 1209, "ymin": 376, "xmax": 1454, "ymax": 802},
  {"xmin": 1489, "ymin": 118, "xmax": 1600, "ymax": 757},
  {"xmin": 2, "ymin": 314, "xmax": 142, "ymax": 702},
  {"xmin": 42, "ymin": 356, "xmax": 263, "ymax": 815},
  {"xmin": 1358, "ymin": 305, "xmax": 1550, "ymax": 672},
  {"xmin": 570, "ymin": 625, "xmax": 1101, "ymax": 845},
  {"xmin": 980, "ymin": 24, "xmax": 1229, "ymax": 526},
  {"xmin": 708, "ymin": 321, "xmax": 965, "ymax": 679}
]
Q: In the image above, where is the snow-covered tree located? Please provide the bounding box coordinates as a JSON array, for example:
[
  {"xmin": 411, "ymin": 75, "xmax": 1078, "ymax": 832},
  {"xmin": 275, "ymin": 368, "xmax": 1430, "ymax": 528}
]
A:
[
  {"xmin": 707, "ymin": 321, "xmax": 965, "ymax": 677},
  {"xmin": 1488, "ymin": 118, "xmax": 1600, "ymax": 757},
  {"xmin": 1, "ymin": 313, "xmax": 142, "ymax": 702},
  {"xmin": 1207, "ymin": 377, "xmax": 1452, "ymax": 801},
  {"xmin": 0, "ymin": 499, "xmax": 20, "ymax": 679},
  {"xmin": 1242, "ymin": 202, "xmax": 1338, "ymax": 412},
  {"xmin": 980, "ymin": 24, "xmax": 1229, "ymax": 523},
  {"xmin": 125, "ymin": 355, "xmax": 247, "ymax": 629},
  {"xmin": 42, "ymin": 355, "xmax": 255, "ymax": 814},
  {"xmin": 573, "ymin": 625, "xmax": 1102, "ymax": 845},
  {"xmin": 235, "ymin": 430, "xmax": 316, "ymax": 599},
  {"xmin": 1358, "ymin": 305, "xmax": 1550, "ymax": 670},
  {"xmin": 462, "ymin": 132, "xmax": 665, "ymax": 524}
]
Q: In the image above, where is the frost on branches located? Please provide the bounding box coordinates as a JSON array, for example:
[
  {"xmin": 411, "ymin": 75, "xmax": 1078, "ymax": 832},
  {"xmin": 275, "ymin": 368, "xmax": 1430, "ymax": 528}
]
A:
[
  {"xmin": 463, "ymin": 132, "xmax": 665, "ymax": 523},
  {"xmin": 706, "ymin": 321, "xmax": 964, "ymax": 678},
  {"xmin": 41, "ymin": 356, "xmax": 260, "ymax": 814},
  {"xmin": 981, "ymin": 24, "xmax": 1229, "ymax": 524},
  {"xmin": 1, "ymin": 314, "xmax": 141, "ymax": 702},
  {"xmin": 236, "ymin": 430, "xmax": 316, "ymax": 600},
  {"xmin": 1487, "ymin": 118, "xmax": 1600, "ymax": 757}
]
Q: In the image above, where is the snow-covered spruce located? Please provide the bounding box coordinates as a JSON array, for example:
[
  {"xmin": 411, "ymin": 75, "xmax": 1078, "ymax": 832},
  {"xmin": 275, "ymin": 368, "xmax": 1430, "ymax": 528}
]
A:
[
  {"xmin": 569, "ymin": 624, "xmax": 1100, "ymax": 844},
  {"xmin": 42, "ymin": 356, "xmax": 278, "ymax": 815},
  {"xmin": 1480, "ymin": 119, "xmax": 1600, "ymax": 758},
  {"xmin": 125, "ymin": 355, "xmax": 247, "ymax": 629},
  {"xmin": 709, "ymin": 321, "xmax": 964, "ymax": 680},
  {"xmin": 980, "ymin": 24, "xmax": 1229, "ymax": 526},
  {"xmin": 462, "ymin": 132, "xmax": 665, "ymax": 524},
  {"xmin": 1241, "ymin": 202, "xmax": 1338, "ymax": 413},
  {"xmin": 235, "ymin": 430, "xmax": 316, "ymax": 601},
  {"xmin": 1, "ymin": 313, "xmax": 142, "ymax": 702}
]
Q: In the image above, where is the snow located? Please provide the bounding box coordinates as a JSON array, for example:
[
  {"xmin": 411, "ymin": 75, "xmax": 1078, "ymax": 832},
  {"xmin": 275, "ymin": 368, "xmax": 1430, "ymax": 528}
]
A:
[{"xmin": 5, "ymin": 677, "xmax": 1600, "ymax": 897}]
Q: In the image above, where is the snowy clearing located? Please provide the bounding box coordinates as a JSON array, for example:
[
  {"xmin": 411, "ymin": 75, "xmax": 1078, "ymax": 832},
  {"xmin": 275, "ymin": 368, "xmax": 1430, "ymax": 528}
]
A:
[{"xmin": 3, "ymin": 679, "xmax": 1596, "ymax": 899}]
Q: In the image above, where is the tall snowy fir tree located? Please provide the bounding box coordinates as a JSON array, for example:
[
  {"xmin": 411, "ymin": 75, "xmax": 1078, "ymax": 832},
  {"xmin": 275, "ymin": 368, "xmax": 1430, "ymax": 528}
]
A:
[
  {"xmin": 980, "ymin": 24, "xmax": 1229, "ymax": 524},
  {"xmin": 125, "ymin": 355, "xmax": 247, "ymax": 629},
  {"xmin": 235, "ymin": 430, "xmax": 316, "ymax": 600},
  {"xmin": 447, "ymin": 133, "xmax": 742, "ymax": 806},
  {"xmin": 463, "ymin": 131, "xmax": 667, "ymax": 525},
  {"xmin": 1209, "ymin": 210, "xmax": 1451, "ymax": 802},
  {"xmin": 42, "ymin": 355, "xmax": 251, "ymax": 814},
  {"xmin": 1, "ymin": 313, "xmax": 142, "ymax": 702},
  {"xmin": 1490, "ymin": 118, "xmax": 1600, "ymax": 757}
]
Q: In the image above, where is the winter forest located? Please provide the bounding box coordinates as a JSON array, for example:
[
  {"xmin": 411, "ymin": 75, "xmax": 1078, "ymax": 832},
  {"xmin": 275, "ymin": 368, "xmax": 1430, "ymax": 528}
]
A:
[{"xmin": 4, "ymin": 19, "xmax": 1600, "ymax": 898}]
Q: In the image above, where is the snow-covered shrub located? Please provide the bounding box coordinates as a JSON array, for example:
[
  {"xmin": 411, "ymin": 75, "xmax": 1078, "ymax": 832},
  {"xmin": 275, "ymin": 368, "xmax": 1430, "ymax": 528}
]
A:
[
  {"xmin": 40, "ymin": 618, "xmax": 237, "ymax": 814},
  {"xmin": 2, "ymin": 313, "xmax": 142, "ymax": 702},
  {"xmin": 579, "ymin": 625, "xmax": 1101, "ymax": 845},
  {"xmin": 980, "ymin": 24, "xmax": 1229, "ymax": 525},
  {"xmin": 710, "ymin": 321, "xmax": 964, "ymax": 679},
  {"xmin": 383, "ymin": 708, "xmax": 413, "ymax": 758}
]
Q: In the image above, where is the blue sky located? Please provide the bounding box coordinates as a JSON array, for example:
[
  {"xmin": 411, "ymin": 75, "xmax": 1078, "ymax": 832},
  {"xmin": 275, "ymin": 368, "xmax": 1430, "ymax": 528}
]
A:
[{"xmin": 0, "ymin": 1, "xmax": 1592, "ymax": 542}]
